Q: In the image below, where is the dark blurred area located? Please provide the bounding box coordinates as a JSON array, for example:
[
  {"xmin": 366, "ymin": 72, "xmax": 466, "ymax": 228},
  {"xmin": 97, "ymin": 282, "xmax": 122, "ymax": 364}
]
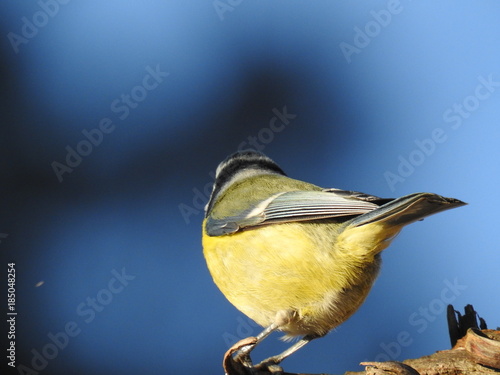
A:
[{"xmin": 1, "ymin": 2, "xmax": 500, "ymax": 374}]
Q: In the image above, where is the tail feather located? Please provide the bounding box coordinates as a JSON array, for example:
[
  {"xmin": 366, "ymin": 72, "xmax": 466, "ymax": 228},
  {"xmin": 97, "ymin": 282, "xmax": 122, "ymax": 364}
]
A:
[{"xmin": 349, "ymin": 193, "xmax": 466, "ymax": 228}]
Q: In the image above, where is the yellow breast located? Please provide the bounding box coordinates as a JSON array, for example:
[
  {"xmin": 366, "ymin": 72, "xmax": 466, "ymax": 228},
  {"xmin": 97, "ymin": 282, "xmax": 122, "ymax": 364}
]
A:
[{"xmin": 202, "ymin": 219, "xmax": 397, "ymax": 336}]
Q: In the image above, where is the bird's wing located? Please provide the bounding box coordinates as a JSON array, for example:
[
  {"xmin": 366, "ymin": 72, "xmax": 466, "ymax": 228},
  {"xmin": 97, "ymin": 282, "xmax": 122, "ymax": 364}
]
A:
[{"xmin": 205, "ymin": 189, "xmax": 390, "ymax": 236}]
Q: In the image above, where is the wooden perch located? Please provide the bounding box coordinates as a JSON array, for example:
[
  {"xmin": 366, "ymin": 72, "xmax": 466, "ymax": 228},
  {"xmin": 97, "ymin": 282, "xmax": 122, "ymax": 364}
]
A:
[
  {"xmin": 222, "ymin": 305, "xmax": 499, "ymax": 375},
  {"xmin": 347, "ymin": 328, "xmax": 500, "ymax": 375}
]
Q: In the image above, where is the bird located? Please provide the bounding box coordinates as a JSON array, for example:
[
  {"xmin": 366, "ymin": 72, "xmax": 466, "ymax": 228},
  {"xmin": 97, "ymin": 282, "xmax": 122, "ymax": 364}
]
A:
[{"xmin": 202, "ymin": 150, "xmax": 466, "ymax": 371}]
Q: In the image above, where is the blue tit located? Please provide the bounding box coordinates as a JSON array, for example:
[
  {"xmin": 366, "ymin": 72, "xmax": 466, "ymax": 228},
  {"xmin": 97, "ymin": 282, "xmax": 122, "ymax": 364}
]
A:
[{"xmin": 202, "ymin": 150, "xmax": 465, "ymax": 370}]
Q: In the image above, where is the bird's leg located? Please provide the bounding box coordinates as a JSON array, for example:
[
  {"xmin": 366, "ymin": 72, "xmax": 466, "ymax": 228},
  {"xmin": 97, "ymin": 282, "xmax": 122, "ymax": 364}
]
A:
[
  {"xmin": 256, "ymin": 334, "xmax": 321, "ymax": 370},
  {"xmin": 233, "ymin": 322, "xmax": 280, "ymax": 367}
]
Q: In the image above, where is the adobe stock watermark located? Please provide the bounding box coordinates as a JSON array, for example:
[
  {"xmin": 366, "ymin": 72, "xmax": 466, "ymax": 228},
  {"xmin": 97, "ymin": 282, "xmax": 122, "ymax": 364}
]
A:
[
  {"xmin": 178, "ymin": 105, "xmax": 297, "ymax": 224},
  {"xmin": 384, "ymin": 73, "xmax": 500, "ymax": 192},
  {"xmin": 368, "ymin": 277, "xmax": 467, "ymax": 362},
  {"xmin": 213, "ymin": 0, "xmax": 243, "ymax": 21},
  {"xmin": 7, "ymin": 0, "xmax": 71, "ymax": 54},
  {"xmin": 223, "ymin": 315, "xmax": 260, "ymax": 348},
  {"xmin": 51, "ymin": 64, "xmax": 169, "ymax": 183},
  {"xmin": 339, "ymin": 0, "xmax": 405, "ymax": 64},
  {"xmin": 15, "ymin": 268, "xmax": 135, "ymax": 374}
]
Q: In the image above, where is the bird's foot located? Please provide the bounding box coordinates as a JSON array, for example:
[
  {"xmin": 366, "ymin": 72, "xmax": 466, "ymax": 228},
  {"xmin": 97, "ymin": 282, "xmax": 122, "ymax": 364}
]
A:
[
  {"xmin": 254, "ymin": 358, "xmax": 284, "ymax": 374},
  {"xmin": 223, "ymin": 337, "xmax": 258, "ymax": 375}
]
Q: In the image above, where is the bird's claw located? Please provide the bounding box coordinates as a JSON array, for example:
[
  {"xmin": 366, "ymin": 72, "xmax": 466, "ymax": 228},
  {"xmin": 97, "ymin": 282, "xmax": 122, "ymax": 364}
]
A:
[
  {"xmin": 223, "ymin": 337, "xmax": 258, "ymax": 375},
  {"xmin": 255, "ymin": 360, "xmax": 284, "ymax": 374}
]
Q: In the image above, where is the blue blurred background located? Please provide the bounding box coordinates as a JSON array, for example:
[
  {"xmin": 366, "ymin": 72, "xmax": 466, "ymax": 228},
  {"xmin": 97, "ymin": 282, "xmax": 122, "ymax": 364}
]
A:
[{"xmin": 1, "ymin": 1, "xmax": 499, "ymax": 374}]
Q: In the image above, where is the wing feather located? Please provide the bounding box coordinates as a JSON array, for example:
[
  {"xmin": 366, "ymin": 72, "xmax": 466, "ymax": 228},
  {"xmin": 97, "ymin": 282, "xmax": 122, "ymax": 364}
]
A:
[{"xmin": 205, "ymin": 190, "xmax": 386, "ymax": 236}]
